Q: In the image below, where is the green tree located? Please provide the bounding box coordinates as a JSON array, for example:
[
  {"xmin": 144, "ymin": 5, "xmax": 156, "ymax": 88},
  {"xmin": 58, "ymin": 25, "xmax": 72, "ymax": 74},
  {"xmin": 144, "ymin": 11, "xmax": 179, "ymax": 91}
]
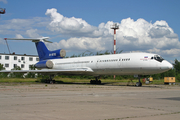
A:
[
  {"xmin": 0, "ymin": 63, "xmax": 5, "ymax": 70},
  {"xmin": 0, "ymin": 63, "xmax": 7, "ymax": 78},
  {"xmin": 25, "ymin": 65, "xmax": 36, "ymax": 78},
  {"xmin": 9, "ymin": 66, "xmax": 24, "ymax": 78},
  {"xmin": 161, "ymin": 69, "xmax": 175, "ymax": 77},
  {"xmin": 173, "ymin": 59, "xmax": 180, "ymax": 75},
  {"xmin": 172, "ymin": 59, "xmax": 180, "ymax": 82}
]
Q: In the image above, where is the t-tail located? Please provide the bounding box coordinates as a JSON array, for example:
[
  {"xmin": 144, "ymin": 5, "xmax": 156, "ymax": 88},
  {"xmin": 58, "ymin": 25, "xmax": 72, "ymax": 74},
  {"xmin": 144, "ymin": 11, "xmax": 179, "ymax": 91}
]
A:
[{"xmin": 4, "ymin": 37, "xmax": 66, "ymax": 61}]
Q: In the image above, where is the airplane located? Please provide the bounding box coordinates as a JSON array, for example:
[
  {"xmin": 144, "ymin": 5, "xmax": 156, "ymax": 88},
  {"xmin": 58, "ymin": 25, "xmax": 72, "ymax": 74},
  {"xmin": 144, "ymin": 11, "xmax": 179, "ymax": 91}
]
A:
[{"xmin": 1, "ymin": 37, "xmax": 173, "ymax": 86}]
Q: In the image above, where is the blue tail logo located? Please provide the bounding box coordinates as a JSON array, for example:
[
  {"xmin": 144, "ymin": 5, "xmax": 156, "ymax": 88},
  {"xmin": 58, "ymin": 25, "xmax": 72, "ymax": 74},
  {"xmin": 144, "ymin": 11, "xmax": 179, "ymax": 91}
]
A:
[{"xmin": 35, "ymin": 41, "xmax": 66, "ymax": 61}]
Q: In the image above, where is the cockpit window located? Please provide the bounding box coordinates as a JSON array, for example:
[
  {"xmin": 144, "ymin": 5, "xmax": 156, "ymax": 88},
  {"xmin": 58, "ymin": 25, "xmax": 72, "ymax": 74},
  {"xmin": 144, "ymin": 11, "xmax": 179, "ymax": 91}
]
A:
[{"xmin": 153, "ymin": 55, "xmax": 164, "ymax": 62}]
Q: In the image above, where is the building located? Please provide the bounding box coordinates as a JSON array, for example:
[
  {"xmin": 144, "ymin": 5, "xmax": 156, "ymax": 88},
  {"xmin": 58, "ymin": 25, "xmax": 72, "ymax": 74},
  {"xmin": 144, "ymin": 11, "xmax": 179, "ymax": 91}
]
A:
[{"xmin": 0, "ymin": 53, "xmax": 39, "ymax": 70}]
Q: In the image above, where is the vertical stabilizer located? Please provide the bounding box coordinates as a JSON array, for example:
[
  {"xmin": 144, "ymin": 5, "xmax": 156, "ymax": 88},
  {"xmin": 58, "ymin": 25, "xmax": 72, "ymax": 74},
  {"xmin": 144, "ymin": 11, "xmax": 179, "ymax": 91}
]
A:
[
  {"xmin": 35, "ymin": 42, "xmax": 49, "ymax": 61},
  {"xmin": 4, "ymin": 37, "xmax": 66, "ymax": 61}
]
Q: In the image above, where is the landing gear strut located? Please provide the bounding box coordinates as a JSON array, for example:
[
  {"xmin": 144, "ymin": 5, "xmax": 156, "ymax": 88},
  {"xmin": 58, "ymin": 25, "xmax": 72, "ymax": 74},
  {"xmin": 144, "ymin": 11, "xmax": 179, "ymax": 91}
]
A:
[
  {"xmin": 90, "ymin": 77, "xmax": 101, "ymax": 84},
  {"xmin": 135, "ymin": 76, "xmax": 142, "ymax": 87},
  {"xmin": 45, "ymin": 75, "xmax": 56, "ymax": 84}
]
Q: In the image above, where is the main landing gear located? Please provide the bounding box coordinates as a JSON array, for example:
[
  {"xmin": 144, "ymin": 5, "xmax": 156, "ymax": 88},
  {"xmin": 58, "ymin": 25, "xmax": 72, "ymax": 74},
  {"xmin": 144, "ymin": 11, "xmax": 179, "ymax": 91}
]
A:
[
  {"xmin": 90, "ymin": 77, "xmax": 101, "ymax": 84},
  {"xmin": 45, "ymin": 75, "xmax": 56, "ymax": 84},
  {"xmin": 135, "ymin": 76, "xmax": 142, "ymax": 87}
]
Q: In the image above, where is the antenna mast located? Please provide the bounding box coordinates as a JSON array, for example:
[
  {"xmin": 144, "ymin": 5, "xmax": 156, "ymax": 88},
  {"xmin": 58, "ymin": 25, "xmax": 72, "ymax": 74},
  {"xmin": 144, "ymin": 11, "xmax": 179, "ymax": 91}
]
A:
[
  {"xmin": 111, "ymin": 23, "xmax": 119, "ymax": 80},
  {"xmin": 111, "ymin": 23, "xmax": 119, "ymax": 54}
]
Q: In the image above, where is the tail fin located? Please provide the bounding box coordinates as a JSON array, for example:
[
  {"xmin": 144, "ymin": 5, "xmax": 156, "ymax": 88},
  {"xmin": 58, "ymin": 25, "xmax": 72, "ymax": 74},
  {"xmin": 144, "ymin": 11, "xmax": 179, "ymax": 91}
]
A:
[
  {"xmin": 4, "ymin": 37, "xmax": 66, "ymax": 61},
  {"xmin": 35, "ymin": 41, "xmax": 49, "ymax": 61}
]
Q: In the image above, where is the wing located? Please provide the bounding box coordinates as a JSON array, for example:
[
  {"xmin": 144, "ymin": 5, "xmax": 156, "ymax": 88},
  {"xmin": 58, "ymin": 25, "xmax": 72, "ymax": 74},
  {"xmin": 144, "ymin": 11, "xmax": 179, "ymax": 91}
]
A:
[{"xmin": 0, "ymin": 67, "xmax": 94, "ymax": 75}]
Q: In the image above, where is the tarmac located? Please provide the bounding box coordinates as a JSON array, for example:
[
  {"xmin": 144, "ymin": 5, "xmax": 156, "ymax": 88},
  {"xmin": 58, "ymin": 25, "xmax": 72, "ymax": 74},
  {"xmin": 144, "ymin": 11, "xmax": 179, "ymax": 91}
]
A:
[{"xmin": 0, "ymin": 83, "xmax": 180, "ymax": 120}]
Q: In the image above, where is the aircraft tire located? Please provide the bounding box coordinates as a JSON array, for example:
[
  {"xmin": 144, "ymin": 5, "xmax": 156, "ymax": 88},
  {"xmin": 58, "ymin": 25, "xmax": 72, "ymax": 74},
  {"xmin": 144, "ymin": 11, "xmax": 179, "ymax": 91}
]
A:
[
  {"xmin": 49, "ymin": 80, "xmax": 56, "ymax": 84},
  {"xmin": 53, "ymin": 80, "xmax": 56, "ymax": 84},
  {"xmin": 90, "ymin": 80, "xmax": 101, "ymax": 84},
  {"xmin": 135, "ymin": 82, "xmax": 142, "ymax": 87},
  {"xmin": 50, "ymin": 80, "xmax": 53, "ymax": 84},
  {"xmin": 90, "ymin": 80, "xmax": 93, "ymax": 84},
  {"xmin": 90, "ymin": 80, "xmax": 95, "ymax": 84},
  {"xmin": 47, "ymin": 80, "xmax": 50, "ymax": 83}
]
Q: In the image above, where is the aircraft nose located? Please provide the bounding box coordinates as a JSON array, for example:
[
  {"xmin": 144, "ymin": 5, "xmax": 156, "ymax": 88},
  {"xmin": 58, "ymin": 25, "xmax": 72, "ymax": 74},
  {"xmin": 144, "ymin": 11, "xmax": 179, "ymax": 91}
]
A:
[
  {"xmin": 167, "ymin": 62, "xmax": 173, "ymax": 69},
  {"xmin": 162, "ymin": 60, "xmax": 173, "ymax": 70}
]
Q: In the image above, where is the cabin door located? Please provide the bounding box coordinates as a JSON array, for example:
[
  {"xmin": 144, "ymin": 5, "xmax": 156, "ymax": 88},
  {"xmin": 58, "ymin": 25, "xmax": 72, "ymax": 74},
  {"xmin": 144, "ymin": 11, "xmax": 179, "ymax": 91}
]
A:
[{"xmin": 118, "ymin": 58, "xmax": 121, "ymax": 67}]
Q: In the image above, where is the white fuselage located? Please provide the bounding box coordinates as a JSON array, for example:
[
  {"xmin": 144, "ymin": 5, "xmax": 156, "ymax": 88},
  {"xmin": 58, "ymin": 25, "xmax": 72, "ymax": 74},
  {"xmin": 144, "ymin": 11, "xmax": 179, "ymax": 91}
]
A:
[{"xmin": 49, "ymin": 52, "xmax": 172, "ymax": 76}]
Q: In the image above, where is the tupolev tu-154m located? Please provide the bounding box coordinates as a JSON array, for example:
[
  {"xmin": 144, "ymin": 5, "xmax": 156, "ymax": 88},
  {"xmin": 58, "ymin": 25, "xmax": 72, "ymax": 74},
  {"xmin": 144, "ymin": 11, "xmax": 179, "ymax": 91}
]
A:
[{"xmin": 1, "ymin": 37, "xmax": 173, "ymax": 86}]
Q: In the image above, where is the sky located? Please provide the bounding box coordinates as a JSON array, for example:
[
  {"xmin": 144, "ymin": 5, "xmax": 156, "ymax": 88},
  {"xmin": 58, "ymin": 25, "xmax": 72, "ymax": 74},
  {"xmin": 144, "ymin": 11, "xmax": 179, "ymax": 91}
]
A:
[{"xmin": 0, "ymin": 0, "xmax": 180, "ymax": 63}]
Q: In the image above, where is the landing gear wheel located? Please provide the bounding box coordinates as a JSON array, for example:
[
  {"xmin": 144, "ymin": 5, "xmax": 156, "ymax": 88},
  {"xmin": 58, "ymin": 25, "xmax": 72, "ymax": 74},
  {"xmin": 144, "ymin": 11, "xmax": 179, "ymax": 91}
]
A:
[
  {"xmin": 53, "ymin": 80, "xmax": 55, "ymax": 83},
  {"xmin": 46, "ymin": 79, "xmax": 50, "ymax": 83},
  {"xmin": 135, "ymin": 76, "xmax": 142, "ymax": 87},
  {"xmin": 50, "ymin": 80, "xmax": 56, "ymax": 84},
  {"xmin": 50, "ymin": 80, "xmax": 53, "ymax": 84},
  {"xmin": 135, "ymin": 82, "xmax": 142, "ymax": 87},
  {"xmin": 90, "ymin": 80, "xmax": 93, "ymax": 84},
  {"xmin": 90, "ymin": 79, "xmax": 101, "ymax": 84}
]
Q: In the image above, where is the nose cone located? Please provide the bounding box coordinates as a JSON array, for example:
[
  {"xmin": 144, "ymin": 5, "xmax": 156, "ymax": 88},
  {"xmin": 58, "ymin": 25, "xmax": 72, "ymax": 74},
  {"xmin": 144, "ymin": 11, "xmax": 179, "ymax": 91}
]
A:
[
  {"xmin": 167, "ymin": 62, "xmax": 173, "ymax": 69},
  {"xmin": 162, "ymin": 60, "xmax": 173, "ymax": 70}
]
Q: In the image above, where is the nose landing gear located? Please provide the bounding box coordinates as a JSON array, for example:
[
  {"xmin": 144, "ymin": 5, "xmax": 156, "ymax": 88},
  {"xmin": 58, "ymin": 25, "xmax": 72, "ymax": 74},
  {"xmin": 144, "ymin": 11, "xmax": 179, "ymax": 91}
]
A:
[{"xmin": 135, "ymin": 76, "xmax": 142, "ymax": 87}]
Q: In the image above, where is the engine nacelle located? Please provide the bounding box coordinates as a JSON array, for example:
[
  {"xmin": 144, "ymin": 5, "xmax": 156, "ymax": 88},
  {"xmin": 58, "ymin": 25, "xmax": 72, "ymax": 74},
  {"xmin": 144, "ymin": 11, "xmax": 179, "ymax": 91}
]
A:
[
  {"xmin": 35, "ymin": 60, "xmax": 54, "ymax": 69},
  {"xmin": 48, "ymin": 49, "xmax": 66, "ymax": 59}
]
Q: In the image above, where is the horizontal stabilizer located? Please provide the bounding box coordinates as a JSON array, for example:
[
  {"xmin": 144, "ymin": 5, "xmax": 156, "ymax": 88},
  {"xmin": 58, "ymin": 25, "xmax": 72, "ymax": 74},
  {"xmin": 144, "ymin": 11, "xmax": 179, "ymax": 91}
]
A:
[{"xmin": 4, "ymin": 37, "xmax": 52, "ymax": 43}]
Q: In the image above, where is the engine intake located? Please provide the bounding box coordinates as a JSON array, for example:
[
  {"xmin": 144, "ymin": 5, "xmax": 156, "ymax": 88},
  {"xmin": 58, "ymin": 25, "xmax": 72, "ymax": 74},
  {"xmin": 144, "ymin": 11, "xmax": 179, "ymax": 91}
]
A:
[
  {"xmin": 60, "ymin": 49, "xmax": 66, "ymax": 57},
  {"xmin": 35, "ymin": 60, "xmax": 54, "ymax": 69}
]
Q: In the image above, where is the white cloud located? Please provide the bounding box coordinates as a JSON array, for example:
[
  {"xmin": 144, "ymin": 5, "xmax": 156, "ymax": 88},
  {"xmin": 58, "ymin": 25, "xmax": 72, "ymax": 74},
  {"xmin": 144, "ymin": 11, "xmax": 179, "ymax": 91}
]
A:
[
  {"xmin": 45, "ymin": 8, "xmax": 97, "ymax": 37},
  {"xmin": 0, "ymin": 38, "xmax": 5, "ymax": 44},
  {"xmin": 15, "ymin": 34, "xmax": 23, "ymax": 38},
  {"xmin": 0, "ymin": 17, "xmax": 50, "ymax": 36},
  {"xmin": 47, "ymin": 37, "xmax": 105, "ymax": 52},
  {"xmin": 46, "ymin": 8, "xmax": 180, "ymax": 57},
  {"xmin": 44, "ymin": 8, "xmax": 180, "ymax": 59},
  {"xmin": 0, "ymin": 0, "xmax": 7, "ymax": 4},
  {"xmin": 44, "ymin": 9, "xmax": 178, "ymax": 53},
  {"xmin": 26, "ymin": 29, "xmax": 42, "ymax": 38},
  {"xmin": 115, "ymin": 18, "xmax": 179, "ymax": 51},
  {"xmin": 147, "ymin": 48, "xmax": 180, "ymax": 57}
]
